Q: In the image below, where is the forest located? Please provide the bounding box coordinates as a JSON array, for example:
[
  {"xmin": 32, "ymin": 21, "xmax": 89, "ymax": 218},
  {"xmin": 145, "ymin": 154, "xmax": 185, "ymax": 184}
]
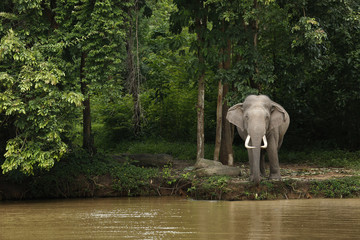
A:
[{"xmin": 1, "ymin": 0, "xmax": 360, "ymax": 177}]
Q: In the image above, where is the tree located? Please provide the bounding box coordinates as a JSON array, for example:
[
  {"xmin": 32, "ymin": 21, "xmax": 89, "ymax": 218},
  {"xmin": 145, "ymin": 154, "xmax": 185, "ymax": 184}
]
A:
[
  {"xmin": 0, "ymin": 0, "xmax": 127, "ymax": 172},
  {"xmin": 140, "ymin": 0, "xmax": 197, "ymax": 141},
  {"xmin": 124, "ymin": 0, "xmax": 152, "ymax": 136},
  {"xmin": 171, "ymin": 0, "xmax": 210, "ymax": 161},
  {"xmin": 49, "ymin": 0, "xmax": 127, "ymax": 153},
  {"xmin": 0, "ymin": 29, "xmax": 82, "ymax": 174}
]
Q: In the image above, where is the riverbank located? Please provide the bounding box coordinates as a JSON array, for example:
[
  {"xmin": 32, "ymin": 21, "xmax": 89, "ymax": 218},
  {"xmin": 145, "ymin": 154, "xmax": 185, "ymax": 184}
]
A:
[{"xmin": 1, "ymin": 150, "xmax": 360, "ymax": 201}]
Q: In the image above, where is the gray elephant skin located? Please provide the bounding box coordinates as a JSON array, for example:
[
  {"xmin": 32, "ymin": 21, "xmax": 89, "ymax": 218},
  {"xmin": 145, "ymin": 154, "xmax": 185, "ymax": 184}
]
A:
[{"xmin": 226, "ymin": 95, "xmax": 290, "ymax": 184}]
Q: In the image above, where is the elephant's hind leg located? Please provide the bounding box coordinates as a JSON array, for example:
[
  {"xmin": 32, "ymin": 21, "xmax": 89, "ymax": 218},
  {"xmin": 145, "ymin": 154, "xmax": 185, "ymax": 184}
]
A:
[{"xmin": 260, "ymin": 150, "xmax": 266, "ymax": 177}]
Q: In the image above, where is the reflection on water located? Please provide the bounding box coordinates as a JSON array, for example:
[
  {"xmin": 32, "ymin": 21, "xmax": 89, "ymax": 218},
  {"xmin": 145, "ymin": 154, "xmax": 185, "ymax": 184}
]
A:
[{"xmin": 1, "ymin": 197, "xmax": 360, "ymax": 239}]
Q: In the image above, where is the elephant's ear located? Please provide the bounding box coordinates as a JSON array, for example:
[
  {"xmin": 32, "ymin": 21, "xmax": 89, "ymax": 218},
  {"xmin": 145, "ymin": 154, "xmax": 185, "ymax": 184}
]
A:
[
  {"xmin": 270, "ymin": 102, "xmax": 289, "ymax": 130},
  {"xmin": 226, "ymin": 103, "xmax": 244, "ymax": 131}
]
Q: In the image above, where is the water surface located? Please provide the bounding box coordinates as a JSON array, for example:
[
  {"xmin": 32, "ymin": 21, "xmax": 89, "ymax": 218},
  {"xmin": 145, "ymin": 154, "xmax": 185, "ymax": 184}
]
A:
[{"xmin": 1, "ymin": 197, "xmax": 359, "ymax": 239}]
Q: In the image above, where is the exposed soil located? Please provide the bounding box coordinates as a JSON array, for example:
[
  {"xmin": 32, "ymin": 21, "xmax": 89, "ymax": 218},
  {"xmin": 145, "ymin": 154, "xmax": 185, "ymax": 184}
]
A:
[
  {"xmin": 172, "ymin": 159, "xmax": 358, "ymax": 181},
  {"xmin": 240, "ymin": 162, "xmax": 357, "ymax": 181}
]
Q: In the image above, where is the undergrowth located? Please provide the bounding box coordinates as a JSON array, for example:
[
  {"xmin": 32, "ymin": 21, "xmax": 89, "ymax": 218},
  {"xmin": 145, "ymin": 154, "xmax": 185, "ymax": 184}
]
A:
[
  {"xmin": 111, "ymin": 139, "xmax": 248, "ymax": 162},
  {"xmin": 310, "ymin": 176, "xmax": 360, "ymax": 198},
  {"xmin": 188, "ymin": 176, "xmax": 231, "ymax": 200},
  {"xmin": 281, "ymin": 150, "xmax": 360, "ymax": 169},
  {"xmin": 2, "ymin": 140, "xmax": 360, "ymax": 200},
  {"xmin": 111, "ymin": 162, "xmax": 158, "ymax": 196},
  {"xmin": 7, "ymin": 147, "xmax": 160, "ymax": 198}
]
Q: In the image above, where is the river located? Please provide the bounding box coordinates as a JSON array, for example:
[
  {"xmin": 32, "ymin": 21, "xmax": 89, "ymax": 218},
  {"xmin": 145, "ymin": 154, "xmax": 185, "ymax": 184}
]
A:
[{"xmin": 1, "ymin": 197, "xmax": 359, "ymax": 239}]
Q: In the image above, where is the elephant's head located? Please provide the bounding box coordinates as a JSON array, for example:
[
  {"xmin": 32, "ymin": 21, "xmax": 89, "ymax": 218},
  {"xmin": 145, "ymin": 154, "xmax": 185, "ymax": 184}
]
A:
[{"xmin": 226, "ymin": 95, "xmax": 288, "ymax": 183}]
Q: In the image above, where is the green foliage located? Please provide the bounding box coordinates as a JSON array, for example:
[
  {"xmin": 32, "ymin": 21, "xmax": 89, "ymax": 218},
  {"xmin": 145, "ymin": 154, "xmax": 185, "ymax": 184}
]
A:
[
  {"xmin": 114, "ymin": 140, "xmax": 200, "ymax": 160},
  {"xmin": 111, "ymin": 161, "xmax": 158, "ymax": 196},
  {"xmin": 188, "ymin": 175, "xmax": 231, "ymax": 200},
  {"xmin": 0, "ymin": 0, "xmax": 128, "ymax": 173},
  {"xmin": 1, "ymin": 0, "xmax": 360, "ymax": 177},
  {"xmin": 310, "ymin": 177, "xmax": 360, "ymax": 198},
  {"xmin": 111, "ymin": 139, "xmax": 234, "ymax": 161},
  {"xmin": 161, "ymin": 164, "xmax": 177, "ymax": 185},
  {"xmin": 141, "ymin": 1, "xmax": 199, "ymax": 141},
  {"xmin": 268, "ymin": 0, "xmax": 360, "ymax": 149},
  {"xmin": 0, "ymin": 29, "xmax": 83, "ymax": 174},
  {"xmin": 93, "ymin": 94, "xmax": 134, "ymax": 147},
  {"xmin": 291, "ymin": 17, "xmax": 327, "ymax": 47},
  {"xmin": 281, "ymin": 150, "xmax": 360, "ymax": 170},
  {"xmin": 23, "ymin": 148, "xmax": 159, "ymax": 198},
  {"xmin": 26, "ymin": 148, "xmax": 117, "ymax": 198}
]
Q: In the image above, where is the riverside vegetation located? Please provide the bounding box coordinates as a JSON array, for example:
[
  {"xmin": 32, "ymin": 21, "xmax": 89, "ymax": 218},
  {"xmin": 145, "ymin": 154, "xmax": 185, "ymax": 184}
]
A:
[{"xmin": 1, "ymin": 140, "xmax": 359, "ymax": 201}]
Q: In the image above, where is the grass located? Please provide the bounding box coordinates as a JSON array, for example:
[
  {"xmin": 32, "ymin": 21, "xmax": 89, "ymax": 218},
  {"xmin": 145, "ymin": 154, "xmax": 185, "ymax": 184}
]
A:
[{"xmin": 280, "ymin": 149, "xmax": 360, "ymax": 170}]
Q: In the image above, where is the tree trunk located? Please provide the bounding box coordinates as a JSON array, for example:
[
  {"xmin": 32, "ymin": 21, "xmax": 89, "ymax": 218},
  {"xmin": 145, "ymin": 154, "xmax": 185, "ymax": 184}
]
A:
[
  {"xmin": 251, "ymin": 0, "xmax": 261, "ymax": 91},
  {"xmin": 214, "ymin": 24, "xmax": 226, "ymax": 162},
  {"xmin": 80, "ymin": 52, "xmax": 96, "ymax": 154},
  {"xmin": 195, "ymin": 6, "xmax": 207, "ymax": 162},
  {"xmin": 219, "ymin": 40, "xmax": 234, "ymax": 165},
  {"xmin": 196, "ymin": 71, "xmax": 205, "ymax": 161},
  {"xmin": 213, "ymin": 79, "xmax": 223, "ymax": 161},
  {"xmin": 219, "ymin": 84, "xmax": 234, "ymax": 165},
  {"xmin": 126, "ymin": 6, "xmax": 142, "ymax": 136}
]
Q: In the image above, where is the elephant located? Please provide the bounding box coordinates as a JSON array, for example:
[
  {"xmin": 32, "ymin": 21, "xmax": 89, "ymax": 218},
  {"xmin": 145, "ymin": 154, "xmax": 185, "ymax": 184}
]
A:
[{"xmin": 226, "ymin": 95, "xmax": 290, "ymax": 184}]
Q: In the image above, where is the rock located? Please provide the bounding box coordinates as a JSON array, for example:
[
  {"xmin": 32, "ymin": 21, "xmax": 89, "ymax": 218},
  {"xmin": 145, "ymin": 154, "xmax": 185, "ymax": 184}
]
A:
[
  {"xmin": 113, "ymin": 153, "xmax": 174, "ymax": 168},
  {"xmin": 196, "ymin": 165, "xmax": 242, "ymax": 177},
  {"xmin": 194, "ymin": 158, "xmax": 223, "ymax": 169},
  {"xmin": 184, "ymin": 166, "xmax": 196, "ymax": 171},
  {"xmin": 194, "ymin": 158, "xmax": 241, "ymax": 177}
]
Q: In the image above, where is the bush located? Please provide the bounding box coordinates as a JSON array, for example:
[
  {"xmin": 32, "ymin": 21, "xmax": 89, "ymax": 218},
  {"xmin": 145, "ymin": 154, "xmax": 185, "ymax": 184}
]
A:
[
  {"xmin": 310, "ymin": 177, "xmax": 360, "ymax": 198},
  {"xmin": 111, "ymin": 161, "xmax": 159, "ymax": 196}
]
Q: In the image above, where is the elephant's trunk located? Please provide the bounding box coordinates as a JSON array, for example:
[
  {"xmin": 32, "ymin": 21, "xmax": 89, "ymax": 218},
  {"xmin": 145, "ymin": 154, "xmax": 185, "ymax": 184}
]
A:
[
  {"xmin": 252, "ymin": 147, "xmax": 261, "ymax": 185},
  {"xmin": 246, "ymin": 134, "xmax": 264, "ymax": 184}
]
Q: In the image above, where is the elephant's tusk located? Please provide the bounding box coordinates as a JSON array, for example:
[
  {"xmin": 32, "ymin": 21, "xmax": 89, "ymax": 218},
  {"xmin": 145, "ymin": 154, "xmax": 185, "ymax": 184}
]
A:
[
  {"xmin": 245, "ymin": 135, "xmax": 256, "ymax": 149},
  {"xmin": 261, "ymin": 135, "xmax": 268, "ymax": 149}
]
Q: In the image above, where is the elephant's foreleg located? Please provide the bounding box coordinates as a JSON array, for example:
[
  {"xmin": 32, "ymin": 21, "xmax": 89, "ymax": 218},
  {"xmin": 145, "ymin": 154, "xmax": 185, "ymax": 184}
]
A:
[{"xmin": 267, "ymin": 136, "xmax": 281, "ymax": 180}]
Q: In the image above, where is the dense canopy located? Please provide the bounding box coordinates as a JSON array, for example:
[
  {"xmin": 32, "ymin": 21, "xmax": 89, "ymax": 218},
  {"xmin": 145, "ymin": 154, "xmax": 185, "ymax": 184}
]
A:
[{"xmin": 1, "ymin": 0, "xmax": 359, "ymax": 174}]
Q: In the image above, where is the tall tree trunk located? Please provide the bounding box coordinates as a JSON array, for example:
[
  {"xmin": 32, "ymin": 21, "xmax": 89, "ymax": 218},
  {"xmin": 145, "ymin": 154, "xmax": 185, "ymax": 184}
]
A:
[
  {"xmin": 251, "ymin": 0, "xmax": 261, "ymax": 91},
  {"xmin": 80, "ymin": 52, "xmax": 96, "ymax": 154},
  {"xmin": 219, "ymin": 85, "xmax": 234, "ymax": 165},
  {"xmin": 126, "ymin": 6, "xmax": 142, "ymax": 136},
  {"xmin": 196, "ymin": 71, "xmax": 205, "ymax": 161},
  {"xmin": 219, "ymin": 40, "xmax": 234, "ymax": 165},
  {"xmin": 195, "ymin": 5, "xmax": 207, "ymax": 162},
  {"xmin": 213, "ymin": 78, "xmax": 223, "ymax": 161},
  {"xmin": 134, "ymin": 2, "xmax": 141, "ymax": 135}
]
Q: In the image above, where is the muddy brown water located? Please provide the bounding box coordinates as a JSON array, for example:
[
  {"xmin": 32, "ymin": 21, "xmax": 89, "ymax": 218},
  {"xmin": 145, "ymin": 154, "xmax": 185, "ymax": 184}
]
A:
[{"xmin": 1, "ymin": 197, "xmax": 359, "ymax": 239}]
